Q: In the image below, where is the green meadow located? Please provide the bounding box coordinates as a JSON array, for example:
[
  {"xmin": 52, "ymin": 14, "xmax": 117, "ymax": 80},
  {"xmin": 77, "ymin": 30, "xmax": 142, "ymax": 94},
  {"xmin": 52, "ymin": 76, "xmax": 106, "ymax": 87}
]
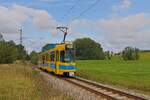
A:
[
  {"xmin": 140, "ymin": 52, "xmax": 150, "ymax": 61},
  {"xmin": 76, "ymin": 52, "xmax": 150, "ymax": 95}
]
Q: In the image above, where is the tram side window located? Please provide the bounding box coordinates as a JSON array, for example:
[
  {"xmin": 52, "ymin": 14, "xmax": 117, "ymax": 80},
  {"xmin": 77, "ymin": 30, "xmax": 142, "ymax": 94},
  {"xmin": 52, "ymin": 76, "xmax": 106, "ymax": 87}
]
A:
[
  {"xmin": 56, "ymin": 51, "xmax": 59, "ymax": 61},
  {"xmin": 50, "ymin": 53, "xmax": 55, "ymax": 61},
  {"xmin": 49, "ymin": 53, "xmax": 51, "ymax": 61},
  {"xmin": 60, "ymin": 51, "xmax": 65, "ymax": 62},
  {"xmin": 42, "ymin": 56, "xmax": 45, "ymax": 64},
  {"xmin": 46, "ymin": 53, "xmax": 49, "ymax": 61}
]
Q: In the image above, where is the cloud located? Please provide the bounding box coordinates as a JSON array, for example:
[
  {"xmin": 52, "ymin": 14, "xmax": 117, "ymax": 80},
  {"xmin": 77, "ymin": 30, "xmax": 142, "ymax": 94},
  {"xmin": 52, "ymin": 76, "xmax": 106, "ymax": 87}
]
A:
[
  {"xmin": 110, "ymin": 13, "xmax": 150, "ymax": 50},
  {"xmin": 1, "ymin": 4, "xmax": 150, "ymax": 52},
  {"xmin": 69, "ymin": 13, "xmax": 150, "ymax": 51},
  {"xmin": 69, "ymin": 19, "xmax": 95, "ymax": 34},
  {"xmin": 0, "ymin": 4, "xmax": 60, "ymax": 52},
  {"xmin": 32, "ymin": 10, "xmax": 58, "ymax": 31},
  {"xmin": 99, "ymin": 13, "xmax": 150, "ymax": 43},
  {"xmin": 112, "ymin": 0, "xmax": 132, "ymax": 12},
  {"xmin": 99, "ymin": 13, "xmax": 150, "ymax": 32},
  {"xmin": 0, "ymin": 5, "xmax": 28, "ymax": 34},
  {"xmin": 0, "ymin": 4, "xmax": 59, "ymax": 34}
]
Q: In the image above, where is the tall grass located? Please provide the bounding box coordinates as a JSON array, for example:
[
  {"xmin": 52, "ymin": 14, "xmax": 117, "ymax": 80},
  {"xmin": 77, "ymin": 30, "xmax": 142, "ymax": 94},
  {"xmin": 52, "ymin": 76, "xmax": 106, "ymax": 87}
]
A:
[{"xmin": 0, "ymin": 63, "xmax": 71, "ymax": 100}]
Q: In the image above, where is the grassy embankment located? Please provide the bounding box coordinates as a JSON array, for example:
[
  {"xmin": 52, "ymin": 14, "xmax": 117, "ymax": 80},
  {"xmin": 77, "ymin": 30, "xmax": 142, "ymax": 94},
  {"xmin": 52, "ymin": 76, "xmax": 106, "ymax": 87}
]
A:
[
  {"xmin": 0, "ymin": 63, "xmax": 71, "ymax": 100},
  {"xmin": 76, "ymin": 52, "xmax": 150, "ymax": 95}
]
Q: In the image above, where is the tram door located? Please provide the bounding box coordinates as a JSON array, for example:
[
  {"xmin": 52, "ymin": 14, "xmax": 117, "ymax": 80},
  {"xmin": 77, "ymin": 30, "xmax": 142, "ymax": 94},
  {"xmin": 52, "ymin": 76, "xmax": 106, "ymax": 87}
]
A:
[{"xmin": 55, "ymin": 51, "xmax": 59, "ymax": 74}]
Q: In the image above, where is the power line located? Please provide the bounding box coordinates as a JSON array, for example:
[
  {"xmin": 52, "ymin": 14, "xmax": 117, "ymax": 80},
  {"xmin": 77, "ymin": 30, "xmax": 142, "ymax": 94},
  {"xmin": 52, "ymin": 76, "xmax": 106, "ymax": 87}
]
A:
[
  {"xmin": 56, "ymin": 0, "xmax": 101, "ymax": 34},
  {"xmin": 71, "ymin": 0, "xmax": 101, "ymax": 21},
  {"xmin": 61, "ymin": 0, "xmax": 80, "ymax": 21}
]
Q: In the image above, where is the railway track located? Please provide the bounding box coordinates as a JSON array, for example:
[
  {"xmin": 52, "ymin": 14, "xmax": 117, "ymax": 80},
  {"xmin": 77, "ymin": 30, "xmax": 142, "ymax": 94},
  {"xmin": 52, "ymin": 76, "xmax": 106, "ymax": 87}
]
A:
[
  {"xmin": 63, "ymin": 77, "xmax": 149, "ymax": 100},
  {"xmin": 37, "ymin": 68, "xmax": 149, "ymax": 100}
]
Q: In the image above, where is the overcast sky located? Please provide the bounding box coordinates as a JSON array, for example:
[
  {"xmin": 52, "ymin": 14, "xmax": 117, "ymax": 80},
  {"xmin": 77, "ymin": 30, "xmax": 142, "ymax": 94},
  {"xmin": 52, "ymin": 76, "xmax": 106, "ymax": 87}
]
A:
[{"xmin": 0, "ymin": 0, "xmax": 150, "ymax": 52}]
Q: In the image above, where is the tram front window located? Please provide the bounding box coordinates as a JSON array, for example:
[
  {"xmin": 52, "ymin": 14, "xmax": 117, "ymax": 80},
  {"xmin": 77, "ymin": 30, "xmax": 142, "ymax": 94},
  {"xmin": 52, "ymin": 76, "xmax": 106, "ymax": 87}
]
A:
[{"xmin": 60, "ymin": 50, "xmax": 75, "ymax": 62}]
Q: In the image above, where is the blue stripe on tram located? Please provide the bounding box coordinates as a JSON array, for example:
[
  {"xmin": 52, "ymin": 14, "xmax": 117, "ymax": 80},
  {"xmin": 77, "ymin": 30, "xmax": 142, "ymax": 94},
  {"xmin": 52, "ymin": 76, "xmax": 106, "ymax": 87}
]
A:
[
  {"xmin": 50, "ymin": 63, "xmax": 55, "ymax": 69},
  {"xmin": 41, "ymin": 63, "xmax": 49, "ymax": 67},
  {"xmin": 59, "ymin": 65, "xmax": 75, "ymax": 70}
]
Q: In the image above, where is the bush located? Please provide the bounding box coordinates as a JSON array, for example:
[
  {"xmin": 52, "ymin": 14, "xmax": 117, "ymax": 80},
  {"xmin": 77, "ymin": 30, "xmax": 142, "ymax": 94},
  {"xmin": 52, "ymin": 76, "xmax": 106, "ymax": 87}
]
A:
[
  {"xmin": 30, "ymin": 51, "xmax": 38, "ymax": 65},
  {"xmin": 122, "ymin": 47, "xmax": 139, "ymax": 60}
]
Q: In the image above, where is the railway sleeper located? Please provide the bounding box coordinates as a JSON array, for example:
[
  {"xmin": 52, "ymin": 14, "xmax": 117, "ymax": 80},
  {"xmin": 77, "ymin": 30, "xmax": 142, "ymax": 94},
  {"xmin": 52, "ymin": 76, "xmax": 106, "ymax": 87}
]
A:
[
  {"xmin": 103, "ymin": 91, "xmax": 114, "ymax": 95},
  {"xmin": 110, "ymin": 94, "xmax": 131, "ymax": 100}
]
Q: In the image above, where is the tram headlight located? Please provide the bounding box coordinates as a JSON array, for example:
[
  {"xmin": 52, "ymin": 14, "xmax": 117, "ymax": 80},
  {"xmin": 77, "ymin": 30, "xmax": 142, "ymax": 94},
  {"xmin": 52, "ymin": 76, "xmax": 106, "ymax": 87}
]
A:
[{"xmin": 66, "ymin": 44, "xmax": 73, "ymax": 49}]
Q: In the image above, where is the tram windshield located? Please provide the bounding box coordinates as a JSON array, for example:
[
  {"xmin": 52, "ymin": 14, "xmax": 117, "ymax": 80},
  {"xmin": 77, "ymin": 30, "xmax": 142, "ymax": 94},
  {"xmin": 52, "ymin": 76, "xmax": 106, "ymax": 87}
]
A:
[{"xmin": 60, "ymin": 49, "xmax": 75, "ymax": 62}]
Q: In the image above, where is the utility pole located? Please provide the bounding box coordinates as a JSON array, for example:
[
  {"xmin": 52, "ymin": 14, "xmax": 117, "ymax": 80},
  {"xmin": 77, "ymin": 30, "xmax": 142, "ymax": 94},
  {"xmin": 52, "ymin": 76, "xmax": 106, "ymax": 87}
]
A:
[
  {"xmin": 19, "ymin": 29, "xmax": 23, "ymax": 45},
  {"xmin": 56, "ymin": 26, "xmax": 68, "ymax": 43}
]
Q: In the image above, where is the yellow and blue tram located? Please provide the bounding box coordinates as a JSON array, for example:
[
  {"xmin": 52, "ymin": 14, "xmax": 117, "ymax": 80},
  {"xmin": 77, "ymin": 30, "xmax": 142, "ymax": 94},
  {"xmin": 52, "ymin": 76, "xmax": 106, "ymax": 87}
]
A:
[{"xmin": 39, "ymin": 42, "xmax": 76, "ymax": 76}]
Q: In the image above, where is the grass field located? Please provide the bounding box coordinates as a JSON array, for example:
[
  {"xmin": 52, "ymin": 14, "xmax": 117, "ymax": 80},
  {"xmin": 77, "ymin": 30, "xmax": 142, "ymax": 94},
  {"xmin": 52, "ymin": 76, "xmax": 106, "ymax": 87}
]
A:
[
  {"xmin": 0, "ymin": 63, "xmax": 70, "ymax": 100},
  {"xmin": 140, "ymin": 52, "xmax": 150, "ymax": 61},
  {"xmin": 76, "ymin": 60, "xmax": 150, "ymax": 95}
]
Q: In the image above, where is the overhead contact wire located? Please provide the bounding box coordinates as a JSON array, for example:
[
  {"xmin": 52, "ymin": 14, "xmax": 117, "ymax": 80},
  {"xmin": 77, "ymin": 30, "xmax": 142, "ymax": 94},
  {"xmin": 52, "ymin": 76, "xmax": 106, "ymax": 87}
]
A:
[{"xmin": 71, "ymin": 0, "xmax": 101, "ymax": 21}]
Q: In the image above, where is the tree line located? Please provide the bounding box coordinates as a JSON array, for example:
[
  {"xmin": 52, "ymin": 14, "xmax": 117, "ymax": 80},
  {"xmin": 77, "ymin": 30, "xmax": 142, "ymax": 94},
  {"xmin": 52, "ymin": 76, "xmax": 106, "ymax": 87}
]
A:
[
  {"xmin": 0, "ymin": 35, "xmax": 38, "ymax": 64},
  {"xmin": 0, "ymin": 40, "xmax": 28, "ymax": 63},
  {"xmin": 74, "ymin": 38, "xmax": 140, "ymax": 60},
  {"xmin": 0, "ymin": 36, "xmax": 140, "ymax": 64}
]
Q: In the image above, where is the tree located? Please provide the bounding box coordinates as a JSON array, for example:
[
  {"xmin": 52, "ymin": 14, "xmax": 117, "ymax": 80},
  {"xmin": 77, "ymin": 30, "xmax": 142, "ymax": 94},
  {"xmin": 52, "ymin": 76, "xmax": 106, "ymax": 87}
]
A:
[
  {"xmin": 135, "ymin": 48, "xmax": 140, "ymax": 60},
  {"xmin": 0, "ymin": 33, "xmax": 4, "ymax": 42},
  {"xmin": 0, "ymin": 39, "xmax": 28, "ymax": 64},
  {"xmin": 0, "ymin": 41, "xmax": 17, "ymax": 63},
  {"xmin": 30, "ymin": 51, "xmax": 38, "ymax": 65},
  {"xmin": 16, "ymin": 44, "xmax": 28, "ymax": 60},
  {"xmin": 110, "ymin": 51, "xmax": 113, "ymax": 58},
  {"xmin": 74, "ymin": 38, "xmax": 105, "ymax": 60},
  {"xmin": 122, "ymin": 47, "xmax": 140, "ymax": 60},
  {"xmin": 105, "ymin": 51, "xmax": 111, "ymax": 60}
]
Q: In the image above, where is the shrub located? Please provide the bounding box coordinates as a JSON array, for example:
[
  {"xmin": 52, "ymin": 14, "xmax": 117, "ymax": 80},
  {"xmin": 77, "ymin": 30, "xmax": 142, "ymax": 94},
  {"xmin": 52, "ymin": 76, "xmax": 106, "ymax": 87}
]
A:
[{"xmin": 122, "ymin": 47, "xmax": 139, "ymax": 60}]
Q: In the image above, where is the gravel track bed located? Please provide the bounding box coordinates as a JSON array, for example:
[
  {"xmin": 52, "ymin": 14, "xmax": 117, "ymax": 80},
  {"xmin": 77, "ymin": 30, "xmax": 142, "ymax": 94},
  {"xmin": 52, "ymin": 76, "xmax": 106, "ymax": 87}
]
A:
[
  {"xmin": 38, "ymin": 70, "xmax": 105, "ymax": 100},
  {"xmin": 75, "ymin": 77, "xmax": 150, "ymax": 100},
  {"xmin": 37, "ymin": 68, "xmax": 150, "ymax": 100}
]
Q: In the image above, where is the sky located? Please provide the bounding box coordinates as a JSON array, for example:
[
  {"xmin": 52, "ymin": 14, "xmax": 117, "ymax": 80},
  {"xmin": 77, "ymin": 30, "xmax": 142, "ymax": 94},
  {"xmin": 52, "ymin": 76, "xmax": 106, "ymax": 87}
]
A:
[{"xmin": 0, "ymin": 0, "xmax": 150, "ymax": 53}]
